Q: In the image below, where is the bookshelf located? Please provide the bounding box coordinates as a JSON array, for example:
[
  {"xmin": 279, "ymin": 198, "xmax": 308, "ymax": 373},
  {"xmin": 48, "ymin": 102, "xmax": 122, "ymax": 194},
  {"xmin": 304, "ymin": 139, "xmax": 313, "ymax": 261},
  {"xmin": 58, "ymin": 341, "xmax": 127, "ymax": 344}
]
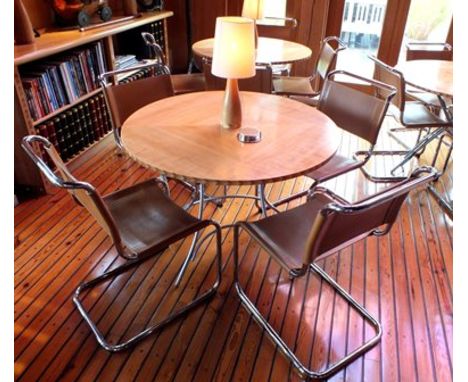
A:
[{"xmin": 15, "ymin": 11, "xmax": 173, "ymax": 196}]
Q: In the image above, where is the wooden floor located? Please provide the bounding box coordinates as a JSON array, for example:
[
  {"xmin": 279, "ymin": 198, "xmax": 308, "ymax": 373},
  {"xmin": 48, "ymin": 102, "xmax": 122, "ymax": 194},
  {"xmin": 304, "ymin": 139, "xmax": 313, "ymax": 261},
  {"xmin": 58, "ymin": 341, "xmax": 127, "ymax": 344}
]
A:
[{"xmin": 14, "ymin": 117, "xmax": 453, "ymax": 381}]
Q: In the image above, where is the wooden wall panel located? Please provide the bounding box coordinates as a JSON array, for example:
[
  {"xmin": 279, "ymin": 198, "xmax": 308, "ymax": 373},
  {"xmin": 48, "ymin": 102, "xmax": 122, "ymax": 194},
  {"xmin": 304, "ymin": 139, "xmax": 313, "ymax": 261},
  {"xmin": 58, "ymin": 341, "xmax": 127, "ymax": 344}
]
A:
[
  {"xmin": 292, "ymin": 0, "xmax": 330, "ymax": 76},
  {"xmin": 165, "ymin": 0, "xmax": 190, "ymax": 72},
  {"xmin": 377, "ymin": 0, "xmax": 411, "ymax": 66},
  {"xmin": 22, "ymin": 0, "xmax": 53, "ymax": 29},
  {"xmin": 166, "ymin": 0, "xmax": 330, "ymax": 75},
  {"xmin": 325, "ymin": 0, "xmax": 345, "ymax": 38}
]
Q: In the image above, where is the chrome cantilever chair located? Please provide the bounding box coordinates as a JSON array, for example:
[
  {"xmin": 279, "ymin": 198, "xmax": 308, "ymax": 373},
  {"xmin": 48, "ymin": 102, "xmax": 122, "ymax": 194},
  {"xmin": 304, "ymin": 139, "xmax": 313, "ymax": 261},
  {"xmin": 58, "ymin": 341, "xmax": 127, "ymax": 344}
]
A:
[
  {"xmin": 272, "ymin": 36, "xmax": 346, "ymax": 106},
  {"xmin": 234, "ymin": 166, "xmax": 438, "ymax": 380},
  {"xmin": 98, "ymin": 61, "xmax": 174, "ymax": 151},
  {"xmin": 368, "ymin": 56, "xmax": 452, "ymax": 181},
  {"xmin": 262, "ymin": 69, "xmax": 397, "ymax": 210},
  {"xmin": 141, "ymin": 31, "xmax": 206, "ymax": 94},
  {"xmin": 22, "ymin": 135, "xmax": 222, "ymax": 352},
  {"xmin": 99, "ymin": 61, "xmax": 199, "ymax": 196}
]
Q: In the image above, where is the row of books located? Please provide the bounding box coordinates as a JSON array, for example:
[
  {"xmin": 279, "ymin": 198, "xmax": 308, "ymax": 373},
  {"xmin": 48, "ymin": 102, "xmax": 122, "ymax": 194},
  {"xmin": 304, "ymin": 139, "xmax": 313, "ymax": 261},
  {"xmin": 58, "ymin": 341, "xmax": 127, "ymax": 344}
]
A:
[
  {"xmin": 35, "ymin": 93, "xmax": 111, "ymax": 166},
  {"xmin": 115, "ymin": 54, "xmax": 139, "ymax": 70},
  {"xmin": 21, "ymin": 41, "xmax": 107, "ymax": 121},
  {"xmin": 118, "ymin": 67, "xmax": 161, "ymax": 84}
]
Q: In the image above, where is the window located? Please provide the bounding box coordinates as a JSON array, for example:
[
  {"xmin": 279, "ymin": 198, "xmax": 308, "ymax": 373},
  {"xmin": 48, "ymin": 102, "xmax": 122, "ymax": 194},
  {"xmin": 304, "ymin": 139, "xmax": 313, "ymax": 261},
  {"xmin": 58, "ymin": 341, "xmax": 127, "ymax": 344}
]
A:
[
  {"xmin": 398, "ymin": 0, "xmax": 452, "ymax": 63},
  {"xmin": 344, "ymin": 3, "xmax": 350, "ymax": 22},
  {"xmin": 352, "ymin": 3, "xmax": 358, "ymax": 22},
  {"xmin": 336, "ymin": 0, "xmax": 388, "ymax": 79},
  {"xmin": 367, "ymin": 5, "xmax": 373, "ymax": 24},
  {"xmin": 258, "ymin": 0, "xmax": 288, "ymax": 26}
]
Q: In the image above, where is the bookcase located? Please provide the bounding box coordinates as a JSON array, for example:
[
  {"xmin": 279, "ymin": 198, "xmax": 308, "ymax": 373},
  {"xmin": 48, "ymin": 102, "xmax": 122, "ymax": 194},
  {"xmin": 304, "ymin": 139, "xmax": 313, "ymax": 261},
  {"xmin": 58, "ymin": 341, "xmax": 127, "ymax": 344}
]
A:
[{"xmin": 14, "ymin": 10, "xmax": 173, "ymax": 196}]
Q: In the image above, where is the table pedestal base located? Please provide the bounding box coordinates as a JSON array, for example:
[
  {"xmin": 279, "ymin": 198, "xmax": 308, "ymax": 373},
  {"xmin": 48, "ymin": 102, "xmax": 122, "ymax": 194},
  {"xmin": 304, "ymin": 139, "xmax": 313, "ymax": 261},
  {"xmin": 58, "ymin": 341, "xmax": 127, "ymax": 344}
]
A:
[{"xmin": 174, "ymin": 183, "xmax": 279, "ymax": 286}]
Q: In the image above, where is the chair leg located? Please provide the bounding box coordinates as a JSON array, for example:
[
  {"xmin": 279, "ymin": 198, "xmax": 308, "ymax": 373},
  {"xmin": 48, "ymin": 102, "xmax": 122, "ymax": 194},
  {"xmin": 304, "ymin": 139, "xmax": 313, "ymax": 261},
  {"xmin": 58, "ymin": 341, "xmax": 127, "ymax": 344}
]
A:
[
  {"xmin": 256, "ymin": 181, "xmax": 317, "ymax": 214},
  {"xmin": 390, "ymin": 127, "xmax": 445, "ymax": 175},
  {"xmin": 355, "ymin": 149, "xmax": 416, "ymax": 183},
  {"xmin": 233, "ymin": 225, "xmax": 382, "ymax": 380},
  {"xmin": 73, "ymin": 221, "xmax": 222, "ymax": 352}
]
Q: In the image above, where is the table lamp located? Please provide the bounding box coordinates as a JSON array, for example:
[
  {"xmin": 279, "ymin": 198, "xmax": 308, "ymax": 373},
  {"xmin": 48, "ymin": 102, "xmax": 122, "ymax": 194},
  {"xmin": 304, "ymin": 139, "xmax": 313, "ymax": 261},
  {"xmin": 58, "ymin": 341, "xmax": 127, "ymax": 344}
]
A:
[
  {"xmin": 241, "ymin": 0, "xmax": 264, "ymax": 47},
  {"xmin": 212, "ymin": 17, "xmax": 256, "ymax": 130}
]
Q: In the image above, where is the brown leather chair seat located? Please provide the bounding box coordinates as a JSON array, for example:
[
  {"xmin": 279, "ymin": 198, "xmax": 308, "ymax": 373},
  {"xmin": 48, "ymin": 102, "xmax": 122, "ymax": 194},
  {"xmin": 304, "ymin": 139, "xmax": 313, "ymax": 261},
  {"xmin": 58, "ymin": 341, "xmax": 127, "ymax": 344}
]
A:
[
  {"xmin": 401, "ymin": 101, "xmax": 449, "ymax": 126},
  {"xmin": 272, "ymin": 36, "xmax": 346, "ymax": 102},
  {"xmin": 289, "ymin": 95, "xmax": 320, "ymax": 107},
  {"xmin": 272, "ymin": 76, "xmax": 317, "ymax": 97},
  {"xmin": 304, "ymin": 153, "xmax": 362, "ymax": 183},
  {"xmin": 171, "ymin": 73, "xmax": 206, "ymax": 94},
  {"xmin": 104, "ymin": 178, "xmax": 203, "ymax": 256},
  {"xmin": 242, "ymin": 193, "xmax": 334, "ymax": 270}
]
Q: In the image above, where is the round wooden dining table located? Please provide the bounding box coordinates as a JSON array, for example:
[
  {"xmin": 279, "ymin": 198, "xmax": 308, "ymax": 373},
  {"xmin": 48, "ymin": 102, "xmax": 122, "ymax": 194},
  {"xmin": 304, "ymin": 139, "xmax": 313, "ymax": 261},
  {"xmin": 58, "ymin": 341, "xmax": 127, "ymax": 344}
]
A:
[
  {"xmin": 192, "ymin": 37, "xmax": 312, "ymax": 65},
  {"xmin": 121, "ymin": 91, "xmax": 339, "ymax": 284},
  {"xmin": 397, "ymin": 60, "xmax": 453, "ymax": 98},
  {"xmin": 121, "ymin": 91, "xmax": 339, "ymax": 186}
]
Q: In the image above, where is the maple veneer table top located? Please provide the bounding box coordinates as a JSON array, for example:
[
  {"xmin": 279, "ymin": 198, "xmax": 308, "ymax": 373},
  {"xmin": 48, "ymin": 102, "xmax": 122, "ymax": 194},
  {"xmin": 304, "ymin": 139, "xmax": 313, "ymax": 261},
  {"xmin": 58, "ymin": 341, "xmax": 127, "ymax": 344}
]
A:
[
  {"xmin": 192, "ymin": 37, "xmax": 312, "ymax": 65},
  {"xmin": 398, "ymin": 60, "xmax": 453, "ymax": 98},
  {"xmin": 121, "ymin": 91, "xmax": 339, "ymax": 185}
]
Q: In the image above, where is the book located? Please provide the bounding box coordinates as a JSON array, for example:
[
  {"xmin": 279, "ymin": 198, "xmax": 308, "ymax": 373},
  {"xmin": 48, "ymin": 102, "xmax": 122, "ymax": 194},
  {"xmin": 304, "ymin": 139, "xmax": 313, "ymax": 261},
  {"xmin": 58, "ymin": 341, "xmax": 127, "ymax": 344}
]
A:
[
  {"xmin": 21, "ymin": 41, "xmax": 106, "ymax": 121},
  {"xmin": 98, "ymin": 94, "xmax": 111, "ymax": 134},
  {"xmin": 72, "ymin": 107, "xmax": 85, "ymax": 153},
  {"xmin": 89, "ymin": 98, "xmax": 102, "ymax": 140},
  {"xmin": 82, "ymin": 101, "xmax": 96, "ymax": 144},
  {"xmin": 65, "ymin": 110, "xmax": 78, "ymax": 157},
  {"xmin": 61, "ymin": 112, "xmax": 74, "ymax": 159},
  {"xmin": 77, "ymin": 104, "xmax": 90, "ymax": 147},
  {"xmin": 53, "ymin": 116, "xmax": 68, "ymax": 160},
  {"xmin": 35, "ymin": 124, "xmax": 54, "ymax": 168},
  {"xmin": 46, "ymin": 120, "xmax": 59, "ymax": 152}
]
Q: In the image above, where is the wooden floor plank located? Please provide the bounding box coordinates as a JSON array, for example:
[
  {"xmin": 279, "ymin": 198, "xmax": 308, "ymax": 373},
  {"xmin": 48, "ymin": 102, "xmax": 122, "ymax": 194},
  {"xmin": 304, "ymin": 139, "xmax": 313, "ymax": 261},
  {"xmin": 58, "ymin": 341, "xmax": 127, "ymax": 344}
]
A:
[{"xmin": 14, "ymin": 116, "xmax": 453, "ymax": 382}]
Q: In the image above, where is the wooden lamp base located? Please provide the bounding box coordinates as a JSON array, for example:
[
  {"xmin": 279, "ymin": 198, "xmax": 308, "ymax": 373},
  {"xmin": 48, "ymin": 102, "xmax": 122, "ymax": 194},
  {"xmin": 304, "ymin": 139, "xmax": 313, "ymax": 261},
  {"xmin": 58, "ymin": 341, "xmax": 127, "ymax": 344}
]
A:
[{"xmin": 221, "ymin": 79, "xmax": 242, "ymax": 129}]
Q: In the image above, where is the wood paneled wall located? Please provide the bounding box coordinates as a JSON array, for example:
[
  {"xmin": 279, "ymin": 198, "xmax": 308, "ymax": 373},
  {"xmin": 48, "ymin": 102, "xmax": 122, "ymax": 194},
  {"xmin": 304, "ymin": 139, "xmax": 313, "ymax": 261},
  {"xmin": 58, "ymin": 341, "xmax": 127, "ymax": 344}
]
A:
[{"xmin": 167, "ymin": 0, "xmax": 329, "ymax": 75}]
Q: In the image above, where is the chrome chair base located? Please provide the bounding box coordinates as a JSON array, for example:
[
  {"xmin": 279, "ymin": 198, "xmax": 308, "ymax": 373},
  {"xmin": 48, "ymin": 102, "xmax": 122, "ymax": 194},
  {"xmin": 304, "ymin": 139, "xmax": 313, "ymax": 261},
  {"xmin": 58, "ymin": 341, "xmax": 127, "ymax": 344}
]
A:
[
  {"xmin": 74, "ymin": 222, "xmax": 222, "ymax": 352},
  {"xmin": 234, "ymin": 226, "xmax": 382, "ymax": 380}
]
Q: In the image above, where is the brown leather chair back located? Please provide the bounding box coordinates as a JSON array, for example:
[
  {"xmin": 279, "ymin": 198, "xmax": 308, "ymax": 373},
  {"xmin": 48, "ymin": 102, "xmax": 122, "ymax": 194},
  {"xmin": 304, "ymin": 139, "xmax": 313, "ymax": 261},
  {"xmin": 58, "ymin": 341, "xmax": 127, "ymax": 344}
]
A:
[
  {"xmin": 314, "ymin": 36, "xmax": 347, "ymax": 91},
  {"xmin": 369, "ymin": 56, "xmax": 406, "ymax": 113},
  {"xmin": 406, "ymin": 42, "xmax": 453, "ymax": 61},
  {"xmin": 203, "ymin": 61, "xmax": 273, "ymax": 94},
  {"xmin": 104, "ymin": 73, "xmax": 174, "ymax": 128},
  {"xmin": 304, "ymin": 167, "xmax": 438, "ymax": 264},
  {"xmin": 318, "ymin": 70, "xmax": 396, "ymax": 145},
  {"xmin": 21, "ymin": 135, "xmax": 126, "ymax": 255}
]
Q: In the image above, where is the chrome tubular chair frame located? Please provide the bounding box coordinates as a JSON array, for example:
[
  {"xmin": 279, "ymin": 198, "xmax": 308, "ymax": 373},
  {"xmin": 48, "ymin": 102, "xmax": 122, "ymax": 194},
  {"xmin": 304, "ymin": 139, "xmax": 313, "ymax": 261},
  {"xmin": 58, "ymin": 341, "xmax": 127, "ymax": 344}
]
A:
[
  {"xmin": 142, "ymin": 31, "xmax": 207, "ymax": 95},
  {"xmin": 366, "ymin": 55, "xmax": 452, "ymax": 182},
  {"xmin": 73, "ymin": 218, "xmax": 222, "ymax": 352},
  {"xmin": 234, "ymin": 167, "xmax": 438, "ymax": 380},
  {"xmin": 234, "ymin": 229, "xmax": 382, "ymax": 380},
  {"xmin": 22, "ymin": 135, "xmax": 223, "ymax": 351}
]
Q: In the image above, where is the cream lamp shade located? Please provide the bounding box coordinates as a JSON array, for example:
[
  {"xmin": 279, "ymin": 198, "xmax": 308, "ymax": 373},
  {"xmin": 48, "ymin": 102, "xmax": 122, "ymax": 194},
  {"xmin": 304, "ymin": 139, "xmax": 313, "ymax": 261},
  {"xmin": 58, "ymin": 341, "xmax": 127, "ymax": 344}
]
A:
[
  {"xmin": 241, "ymin": 0, "xmax": 265, "ymax": 20},
  {"xmin": 211, "ymin": 17, "xmax": 256, "ymax": 80}
]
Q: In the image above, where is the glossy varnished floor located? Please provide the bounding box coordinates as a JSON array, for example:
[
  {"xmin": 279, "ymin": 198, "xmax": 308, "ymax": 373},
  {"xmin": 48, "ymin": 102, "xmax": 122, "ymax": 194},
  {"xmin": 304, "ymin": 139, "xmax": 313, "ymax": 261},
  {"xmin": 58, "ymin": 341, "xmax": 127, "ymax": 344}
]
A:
[{"xmin": 14, "ymin": 117, "xmax": 453, "ymax": 381}]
